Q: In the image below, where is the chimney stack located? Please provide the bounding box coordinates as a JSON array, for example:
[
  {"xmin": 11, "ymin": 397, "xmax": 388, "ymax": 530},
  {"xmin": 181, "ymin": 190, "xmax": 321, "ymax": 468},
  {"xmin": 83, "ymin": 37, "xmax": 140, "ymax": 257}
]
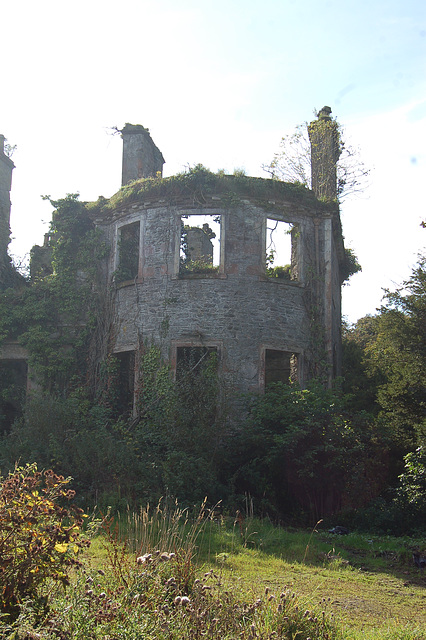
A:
[
  {"xmin": 308, "ymin": 107, "xmax": 341, "ymax": 201},
  {"xmin": 0, "ymin": 134, "xmax": 15, "ymax": 270},
  {"xmin": 121, "ymin": 124, "xmax": 165, "ymax": 186}
]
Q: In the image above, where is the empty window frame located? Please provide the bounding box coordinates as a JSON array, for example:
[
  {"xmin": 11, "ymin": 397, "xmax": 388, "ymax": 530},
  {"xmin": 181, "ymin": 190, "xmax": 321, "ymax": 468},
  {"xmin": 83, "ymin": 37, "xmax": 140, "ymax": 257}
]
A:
[
  {"xmin": 115, "ymin": 350, "xmax": 136, "ymax": 417},
  {"xmin": 179, "ymin": 214, "xmax": 221, "ymax": 275},
  {"xmin": 0, "ymin": 360, "xmax": 28, "ymax": 434},
  {"xmin": 115, "ymin": 221, "xmax": 140, "ymax": 283},
  {"xmin": 264, "ymin": 349, "xmax": 298, "ymax": 387},
  {"xmin": 175, "ymin": 346, "xmax": 219, "ymax": 421},
  {"xmin": 175, "ymin": 346, "xmax": 218, "ymax": 380},
  {"xmin": 265, "ymin": 218, "xmax": 298, "ymax": 280}
]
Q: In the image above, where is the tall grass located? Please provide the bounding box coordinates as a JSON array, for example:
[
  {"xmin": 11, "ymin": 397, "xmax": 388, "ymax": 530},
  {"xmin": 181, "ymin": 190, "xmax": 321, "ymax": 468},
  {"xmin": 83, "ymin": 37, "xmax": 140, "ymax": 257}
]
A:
[
  {"xmin": 2, "ymin": 502, "xmax": 425, "ymax": 640},
  {"xmin": 116, "ymin": 497, "xmax": 217, "ymax": 559}
]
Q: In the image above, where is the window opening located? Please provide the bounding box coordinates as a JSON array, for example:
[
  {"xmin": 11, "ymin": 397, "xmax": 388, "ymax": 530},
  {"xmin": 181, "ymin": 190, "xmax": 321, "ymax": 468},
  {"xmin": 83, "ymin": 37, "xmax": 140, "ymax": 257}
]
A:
[
  {"xmin": 0, "ymin": 360, "xmax": 28, "ymax": 434},
  {"xmin": 266, "ymin": 219, "xmax": 297, "ymax": 280},
  {"xmin": 180, "ymin": 214, "xmax": 221, "ymax": 275},
  {"xmin": 176, "ymin": 346, "xmax": 218, "ymax": 380},
  {"xmin": 265, "ymin": 349, "xmax": 298, "ymax": 387},
  {"xmin": 175, "ymin": 347, "xmax": 219, "ymax": 425},
  {"xmin": 115, "ymin": 351, "xmax": 135, "ymax": 417},
  {"xmin": 115, "ymin": 221, "xmax": 140, "ymax": 282}
]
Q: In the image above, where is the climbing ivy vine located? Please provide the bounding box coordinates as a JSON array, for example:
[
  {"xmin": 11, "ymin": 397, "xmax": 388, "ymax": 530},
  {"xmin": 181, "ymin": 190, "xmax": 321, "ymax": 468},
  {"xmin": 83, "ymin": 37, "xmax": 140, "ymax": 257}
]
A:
[{"xmin": 0, "ymin": 194, "xmax": 110, "ymax": 394}]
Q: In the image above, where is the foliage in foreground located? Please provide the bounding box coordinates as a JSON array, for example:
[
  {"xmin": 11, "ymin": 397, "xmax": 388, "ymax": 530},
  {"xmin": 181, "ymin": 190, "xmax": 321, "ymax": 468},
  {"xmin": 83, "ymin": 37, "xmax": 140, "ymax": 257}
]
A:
[
  {"xmin": 3, "ymin": 561, "xmax": 342, "ymax": 640},
  {"xmin": 1, "ymin": 470, "xmax": 425, "ymax": 640},
  {"xmin": 1, "ymin": 506, "xmax": 342, "ymax": 640},
  {"xmin": 0, "ymin": 464, "xmax": 89, "ymax": 621}
]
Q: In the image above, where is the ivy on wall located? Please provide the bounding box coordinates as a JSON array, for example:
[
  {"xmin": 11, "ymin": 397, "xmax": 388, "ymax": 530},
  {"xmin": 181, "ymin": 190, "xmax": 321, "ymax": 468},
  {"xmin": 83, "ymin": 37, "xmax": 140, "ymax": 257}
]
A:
[{"xmin": 0, "ymin": 195, "xmax": 110, "ymax": 395}]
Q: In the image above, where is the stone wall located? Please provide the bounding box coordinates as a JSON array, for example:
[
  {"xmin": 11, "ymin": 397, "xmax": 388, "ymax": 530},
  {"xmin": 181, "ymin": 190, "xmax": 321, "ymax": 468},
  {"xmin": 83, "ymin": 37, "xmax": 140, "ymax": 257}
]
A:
[
  {"xmin": 121, "ymin": 124, "xmax": 165, "ymax": 185},
  {"xmin": 97, "ymin": 187, "xmax": 341, "ymax": 393},
  {"xmin": 0, "ymin": 134, "xmax": 14, "ymax": 272}
]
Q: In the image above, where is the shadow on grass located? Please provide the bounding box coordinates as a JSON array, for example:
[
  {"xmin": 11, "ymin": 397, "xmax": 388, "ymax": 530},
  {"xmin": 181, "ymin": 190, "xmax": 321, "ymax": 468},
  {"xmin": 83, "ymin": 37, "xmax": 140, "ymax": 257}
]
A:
[{"xmin": 195, "ymin": 517, "xmax": 426, "ymax": 588}]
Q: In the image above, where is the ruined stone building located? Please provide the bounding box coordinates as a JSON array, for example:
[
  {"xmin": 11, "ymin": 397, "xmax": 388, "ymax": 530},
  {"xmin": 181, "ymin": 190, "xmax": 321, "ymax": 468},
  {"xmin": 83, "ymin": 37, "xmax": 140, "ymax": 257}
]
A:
[
  {"xmin": 0, "ymin": 109, "xmax": 347, "ymax": 419},
  {"xmin": 0, "ymin": 135, "xmax": 15, "ymax": 284}
]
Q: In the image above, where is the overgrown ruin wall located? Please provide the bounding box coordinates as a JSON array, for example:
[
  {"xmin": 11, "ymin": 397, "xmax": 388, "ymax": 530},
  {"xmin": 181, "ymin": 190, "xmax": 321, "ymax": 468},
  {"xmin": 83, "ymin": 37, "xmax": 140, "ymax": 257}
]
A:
[
  {"xmin": 0, "ymin": 135, "xmax": 14, "ymax": 278},
  {"xmin": 94, "ymin": 184, "xmax": 343, "ymax": 393},
  {"xmin": 0, "ymin": 112, "xmax": 345, "ymax": 420}
]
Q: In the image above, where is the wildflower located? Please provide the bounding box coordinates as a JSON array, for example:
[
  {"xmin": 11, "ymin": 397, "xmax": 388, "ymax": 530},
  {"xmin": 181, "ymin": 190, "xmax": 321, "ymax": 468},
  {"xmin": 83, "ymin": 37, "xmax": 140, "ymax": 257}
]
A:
[
  {"xmin": 181, "ymin": 596, "xmax": 190, "ymax": 606},
  {"xmin": 137, "ymin": 553, "xmax": 152, "ymax": 564}
]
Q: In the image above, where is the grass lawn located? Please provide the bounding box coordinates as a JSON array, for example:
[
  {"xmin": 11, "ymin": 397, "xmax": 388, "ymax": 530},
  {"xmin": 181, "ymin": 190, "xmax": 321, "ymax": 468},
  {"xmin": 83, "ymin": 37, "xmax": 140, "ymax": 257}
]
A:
[
  {"xmin": 3, "ymin": 507, "xmax": 425, "ymax": 639},
  {"xmin": 191, "ymin": 517, "xmax": 426, "ymax": 638}
]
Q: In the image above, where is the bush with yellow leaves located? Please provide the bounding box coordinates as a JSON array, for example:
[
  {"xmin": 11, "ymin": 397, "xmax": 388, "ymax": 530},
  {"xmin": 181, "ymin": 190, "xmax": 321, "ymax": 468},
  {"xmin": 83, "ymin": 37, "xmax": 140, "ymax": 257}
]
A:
[{"xmin": 0, "ymin": 463, "xmax": 89, "ymax": 620}]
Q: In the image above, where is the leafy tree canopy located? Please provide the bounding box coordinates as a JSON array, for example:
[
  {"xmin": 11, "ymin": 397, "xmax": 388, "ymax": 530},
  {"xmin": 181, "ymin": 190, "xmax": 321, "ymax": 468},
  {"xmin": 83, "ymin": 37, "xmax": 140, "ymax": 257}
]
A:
[{"xmin": 344, "ymin": 253, "xmax": 426, "ymax": 454}]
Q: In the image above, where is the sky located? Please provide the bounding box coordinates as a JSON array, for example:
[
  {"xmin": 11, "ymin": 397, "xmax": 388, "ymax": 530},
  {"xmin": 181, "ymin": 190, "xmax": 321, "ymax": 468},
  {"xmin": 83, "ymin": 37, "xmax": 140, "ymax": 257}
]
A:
[{"xmin": 2, "ymin": 0, "xmax": 425, "ymax": 323}]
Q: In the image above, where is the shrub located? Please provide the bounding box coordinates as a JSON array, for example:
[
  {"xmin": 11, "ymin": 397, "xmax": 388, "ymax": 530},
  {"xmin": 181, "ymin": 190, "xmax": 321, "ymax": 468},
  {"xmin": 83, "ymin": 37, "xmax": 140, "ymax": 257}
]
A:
[
  {"xmin": 351, "ymin": 446, "xmax": 426, "ymax": 535},
  {"xmin": 0, "ymin": 463, "xmax": 89, "ymax": 620},
  {"xmin": 232, "ymin": 382, "xmax": 385, "ymax": 520}
]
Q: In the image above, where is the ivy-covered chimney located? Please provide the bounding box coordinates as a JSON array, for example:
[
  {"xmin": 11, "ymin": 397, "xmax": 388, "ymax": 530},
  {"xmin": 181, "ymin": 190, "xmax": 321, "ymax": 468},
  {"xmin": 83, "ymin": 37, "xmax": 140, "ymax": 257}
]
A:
[
  {"xmin": 121, "ymin": 124, "xmax": 165, "ymax": 186},
  {"xmin": 0, "ymin": 134, "xmax": 15, "ymax": 269},
  {"xmin": 308, "ymin": 107, "xmax": 341, "ymax": 201}
]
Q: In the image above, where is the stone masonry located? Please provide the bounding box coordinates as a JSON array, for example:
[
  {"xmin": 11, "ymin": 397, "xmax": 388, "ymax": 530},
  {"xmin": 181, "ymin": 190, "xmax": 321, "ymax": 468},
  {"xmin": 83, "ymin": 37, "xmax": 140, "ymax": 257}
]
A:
[
  {"xmin": 0, "ymin": 109, "xmax": 346, "ymax": 415},
  {"xmin": 91, "ymin": 109, "xmax": 345, "ymax": 397},
  {"xmin": 0, "ymin": 134, "xmax": 15, "ymax": 283}
]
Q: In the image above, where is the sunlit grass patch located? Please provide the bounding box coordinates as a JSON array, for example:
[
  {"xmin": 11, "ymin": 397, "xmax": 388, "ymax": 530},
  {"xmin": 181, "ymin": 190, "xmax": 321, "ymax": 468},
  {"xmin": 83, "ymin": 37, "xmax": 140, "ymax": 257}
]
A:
[{"xmin": 3, "ymin": 501, "xmax": 425, "ymax": 640}]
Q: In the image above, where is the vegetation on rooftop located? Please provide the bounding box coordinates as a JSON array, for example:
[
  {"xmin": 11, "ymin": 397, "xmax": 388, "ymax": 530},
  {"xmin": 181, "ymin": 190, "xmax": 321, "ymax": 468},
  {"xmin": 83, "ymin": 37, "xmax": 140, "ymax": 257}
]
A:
[{"xmin": 87, "ymin": 165, "xmax": 335, "ymax": 217}]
